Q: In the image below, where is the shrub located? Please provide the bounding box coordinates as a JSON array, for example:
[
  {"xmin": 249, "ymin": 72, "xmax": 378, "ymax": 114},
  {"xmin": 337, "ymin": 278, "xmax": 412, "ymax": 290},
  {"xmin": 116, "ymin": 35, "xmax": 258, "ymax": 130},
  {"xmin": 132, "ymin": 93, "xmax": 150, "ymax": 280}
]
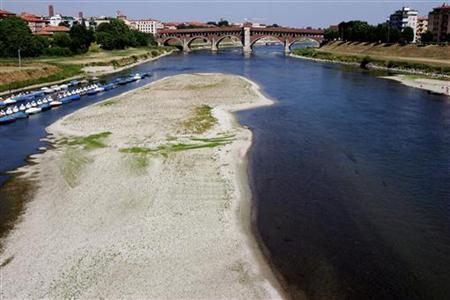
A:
[
  {"xmin": 43, "ymin": 47, "xmax": 73, "ymax": 56},
  {"xmin": 88, "ymin": 42, "xmax": 101, "ymax": 53},
  {"xmin": 52, "ymin": 33, "xmax": 72, "ymax": 48},
  {"xmin": 360, "ymin": 56, "xmax": 372, "ymax": 69}
]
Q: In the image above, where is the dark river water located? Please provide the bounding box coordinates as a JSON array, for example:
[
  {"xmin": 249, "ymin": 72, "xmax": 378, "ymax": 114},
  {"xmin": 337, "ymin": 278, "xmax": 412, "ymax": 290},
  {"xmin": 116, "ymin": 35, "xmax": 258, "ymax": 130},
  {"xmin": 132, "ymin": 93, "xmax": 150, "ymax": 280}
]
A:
[{"xmin": 1, "ymin": 47, "xmax": 449, "ymax": 299}]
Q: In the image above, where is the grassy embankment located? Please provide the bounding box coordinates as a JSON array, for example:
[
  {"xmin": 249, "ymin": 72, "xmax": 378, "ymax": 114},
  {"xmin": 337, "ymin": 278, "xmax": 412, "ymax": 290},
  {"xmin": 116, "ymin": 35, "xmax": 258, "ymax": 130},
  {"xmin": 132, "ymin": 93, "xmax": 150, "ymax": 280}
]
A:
[
  {"xmin": 292, "ymin": 41, "xmax": 450, "ymax": 76},
  {"xmin": 0, "ymin": 46, "xmax": 172, "ymax": 93}
]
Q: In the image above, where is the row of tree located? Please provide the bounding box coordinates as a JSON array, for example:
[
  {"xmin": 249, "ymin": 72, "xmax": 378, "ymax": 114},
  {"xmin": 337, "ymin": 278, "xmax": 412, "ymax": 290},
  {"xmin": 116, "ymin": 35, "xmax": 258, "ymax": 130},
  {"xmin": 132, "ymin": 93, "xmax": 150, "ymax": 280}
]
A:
[
  {"xmin": 96, "ymin": 19, "xmax": 156, "ymax": 50},
  {"xmin": 324, "ymin": 20, "xmax": 420, "ymax": 44},
  {"xmin": 0, "ymin": 17, "xmax": 156, "ymax": 58}
]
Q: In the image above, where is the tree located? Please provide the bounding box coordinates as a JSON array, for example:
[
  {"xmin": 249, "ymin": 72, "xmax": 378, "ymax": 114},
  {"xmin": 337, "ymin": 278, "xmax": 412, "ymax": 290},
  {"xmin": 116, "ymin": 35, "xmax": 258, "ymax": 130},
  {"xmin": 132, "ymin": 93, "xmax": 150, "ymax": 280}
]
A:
[
  {"xmin": 217, "ymin": 19, "xmax": 229, "ymax": 27},
  {"xmin": 69, "ymin": 23, "xmax": 94, "ymax": 53},
  {"xmin": 324, "ymin": 28, "xmax": 339, "ymax": 41},
  {"xmin": 421, "ymin": 31, "xmax": 434, "ymax": 43},
  {"xmin": 96, "ymin": 19, "xmax": 133, "ymax": 50},
  {"xmin": 388, "ymin": 26, "xmax": 401, "ymax": 43},
  {"xmin": 338, "ymin": 21, "xmax": 370, "ymax": 41},
  {"xmin": 132, "ymin": 31, "xmax": 156, "ymax": 47},
  {"xmin": 52, "ymin": 32, "xmax": 72, "ymax": 48},
  {"xmin": 401, "ymin": 26, "xmax": 414, "ymax": 43},
  {"xmin": 0, "ymin": 16, "xmax": 45, "ymax": 57}
]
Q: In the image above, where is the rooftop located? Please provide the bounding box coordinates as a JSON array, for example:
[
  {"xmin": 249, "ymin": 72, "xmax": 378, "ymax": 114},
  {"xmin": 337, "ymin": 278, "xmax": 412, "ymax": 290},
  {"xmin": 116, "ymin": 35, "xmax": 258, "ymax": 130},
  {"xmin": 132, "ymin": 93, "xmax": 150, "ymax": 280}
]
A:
[
  {"xmin": 433, "ymin": 3, "xmax": 450, "ymax": 10},
  {"xmin": 158, "ymin": 26, "xmax": 323, "ymax": 34},
  {"xmin": 21, "ymin": 12, "xmax": 47, "ymax": 23},
  {"xmin": 0, "ymin": 9, "xmax": 16, "ymax": 17},
  {"xmin": 41, "ymin": 25, "xmax": 70, "ymax": 32}
]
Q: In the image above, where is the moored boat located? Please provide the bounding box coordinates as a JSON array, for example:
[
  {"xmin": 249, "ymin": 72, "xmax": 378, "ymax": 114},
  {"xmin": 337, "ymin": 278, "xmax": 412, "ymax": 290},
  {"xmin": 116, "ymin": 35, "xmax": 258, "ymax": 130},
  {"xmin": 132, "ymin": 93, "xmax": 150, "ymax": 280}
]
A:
[
  {"xmin": 50, "ymin": 100, "xmax": 62, "ymax": 107},
  {"xmin": 70, "ymin": 94, "xmax": 81, "ymax": 101},
  {"xmin": 0, "ymin": 115, "xmax": 16, "ymax": 125},
  {"xmin": 12, "ymin": 111, "xmax": 28, "ymax": 119},
  {"xmin": 60, "ymin": 97, "xmax": 72, "ymax": 104},
  {"xmin": 40, "ymin": 103, "xmax": 52, "ymax": 111},
  {"xmin": 25, "ymin": 107, "xmax": 42, "ymax": 114},
  {"xmin": 103, "ymin": 83, "xmax": 114, "ymax": 91},
  {"xmin": 86, "ymin": 89, "xmax": 98, "ymax": 96},
  {"xmin": 132, "ymin": 73, "xmax": 141, "ymax": 80}
]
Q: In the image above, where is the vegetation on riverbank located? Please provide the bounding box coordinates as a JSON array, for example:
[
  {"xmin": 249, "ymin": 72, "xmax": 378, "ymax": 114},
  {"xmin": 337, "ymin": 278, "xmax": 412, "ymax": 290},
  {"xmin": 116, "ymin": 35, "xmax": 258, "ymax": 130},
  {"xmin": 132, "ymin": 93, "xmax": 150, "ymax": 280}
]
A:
[
  {"xmin": 0, "ymin": 15, "xmax": 174, "ymax": 93},
  {"xmin": 0, "ymin": 63, "xmax": 82, "ymax": 93},
  {"xmin": 292, "ymin": 45, "xmax": 450, "ymax": 76},
  {"xmin": 0, "ymin": 46, "xmax": 172, "ymax": 93},
  {"xmin": 320, "ymin": 41, "xmax": 450, "ymax": 62},
  {"xmin": 0, "ymin": 17, "xmax": 156, "ymax": 58}
]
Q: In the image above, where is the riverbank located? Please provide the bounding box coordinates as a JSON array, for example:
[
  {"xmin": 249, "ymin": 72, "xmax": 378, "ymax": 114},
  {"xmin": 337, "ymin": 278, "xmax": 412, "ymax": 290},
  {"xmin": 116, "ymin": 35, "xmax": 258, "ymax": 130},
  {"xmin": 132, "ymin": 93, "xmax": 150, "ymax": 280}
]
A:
[
  {"xmin": 0, "ymin": 73, "xmax": 284, "ymax": 298},
  {"xmin": 381, "ymin": 74, "xmax": 450, "ymax": 96},
  {"xmin": 0, "ymin": 47, "xmax": 173, "ymax": 95},
  {"xmin": 319, "ymin": 41, "xmax": 450, "ymax": 66},
  {"xmin": 291, "ymin": 46, "xmax": 450, "ymax": 77},
  {"xmin": 290, "ymin": 52, "xmax": 450, "ymax": 96}
]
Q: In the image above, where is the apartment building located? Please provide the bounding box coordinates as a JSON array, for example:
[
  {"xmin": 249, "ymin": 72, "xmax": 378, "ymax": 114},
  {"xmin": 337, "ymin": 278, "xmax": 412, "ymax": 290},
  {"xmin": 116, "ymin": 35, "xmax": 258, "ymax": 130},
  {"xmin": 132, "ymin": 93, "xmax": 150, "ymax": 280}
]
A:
[
  {"xmin": 428, "ymin": 3, "xmax": 450, "ymax": 42},
  {"xmin": 389, "ymin": 7, "xmax": 418, "ymax": 42}
]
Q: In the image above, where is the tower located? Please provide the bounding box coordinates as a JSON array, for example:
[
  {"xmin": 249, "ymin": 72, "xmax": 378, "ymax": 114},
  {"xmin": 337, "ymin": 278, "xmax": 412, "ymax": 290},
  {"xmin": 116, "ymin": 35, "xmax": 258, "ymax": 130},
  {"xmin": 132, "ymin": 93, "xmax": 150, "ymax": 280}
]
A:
[{"xmin": 48, "ymin": 5, "xmax": 54, "ymax": 17}]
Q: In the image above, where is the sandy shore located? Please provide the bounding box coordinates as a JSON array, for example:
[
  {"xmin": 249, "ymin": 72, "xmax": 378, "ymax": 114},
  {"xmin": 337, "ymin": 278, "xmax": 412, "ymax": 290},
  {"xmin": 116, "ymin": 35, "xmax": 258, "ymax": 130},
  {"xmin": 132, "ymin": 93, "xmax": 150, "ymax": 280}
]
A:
[
  {"xmin": 381, "ymin": 75, "xmax": 450, "ymax": 96},
  {"xmin": 0, "ymin": 73, "xmax": 284, "ymax": 299}
]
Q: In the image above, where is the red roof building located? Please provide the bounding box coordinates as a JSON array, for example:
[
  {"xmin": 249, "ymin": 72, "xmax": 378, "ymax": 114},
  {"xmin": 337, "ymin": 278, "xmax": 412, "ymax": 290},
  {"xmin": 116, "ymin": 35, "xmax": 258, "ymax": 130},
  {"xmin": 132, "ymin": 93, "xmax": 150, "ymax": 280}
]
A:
[
  {"xmin": 35, "ymin": 25, "xmax": 70, "ymax": 36},
  {"xmin": 20, "ymin": 12, "xmax": 47, "ymax": 33},
  {"xmin": 0, "ymin": 9, "xmax": 15, "ymax": 19}
]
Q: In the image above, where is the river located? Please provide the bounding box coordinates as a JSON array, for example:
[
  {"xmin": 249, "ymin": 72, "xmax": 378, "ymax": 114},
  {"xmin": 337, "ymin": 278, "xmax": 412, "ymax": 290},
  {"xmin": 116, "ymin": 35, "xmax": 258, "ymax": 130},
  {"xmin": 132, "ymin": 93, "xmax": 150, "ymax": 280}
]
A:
[{"xmin": 1, "ymin": 46, "xmax": 449, "ymax": 299}]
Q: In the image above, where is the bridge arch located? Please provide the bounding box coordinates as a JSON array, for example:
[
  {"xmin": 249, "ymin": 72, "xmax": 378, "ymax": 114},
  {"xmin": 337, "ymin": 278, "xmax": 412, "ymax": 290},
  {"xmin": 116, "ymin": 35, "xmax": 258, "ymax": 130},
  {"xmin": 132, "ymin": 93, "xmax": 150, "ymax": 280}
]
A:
[
  {"xmin": 250, "ymin": 35, "xmax": 284, "ymax": 49},
  {"xmin": 214, "ymin": 35, "xmax": 242, "ymax": 48},
  {"xmin": 288, "ymin": 37, "xmax": 321, "ymax": 50},
  {"xmin": 161, "ymin": 37, "xmax": 183, "ymax": 47},
  {"xmin": 187, "ymin": 36, "xmax": 211, "ymax": 49}
]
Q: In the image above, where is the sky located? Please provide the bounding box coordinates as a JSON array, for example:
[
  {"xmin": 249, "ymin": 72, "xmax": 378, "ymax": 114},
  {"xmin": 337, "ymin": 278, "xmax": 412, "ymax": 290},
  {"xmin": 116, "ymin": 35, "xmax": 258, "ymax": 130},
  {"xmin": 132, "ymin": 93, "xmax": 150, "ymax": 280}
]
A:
[{"xmin": 0, "ymin": 0, "xmax": 445, "ymax": 28}]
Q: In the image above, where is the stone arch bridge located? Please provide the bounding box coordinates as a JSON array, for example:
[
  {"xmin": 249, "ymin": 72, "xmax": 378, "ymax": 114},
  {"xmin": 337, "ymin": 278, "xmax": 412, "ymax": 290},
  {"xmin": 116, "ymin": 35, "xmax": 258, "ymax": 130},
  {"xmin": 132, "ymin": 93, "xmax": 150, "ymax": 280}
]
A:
[{"xmin": 156, "ymin": 25, "xmax": 324, "ymax": 53}]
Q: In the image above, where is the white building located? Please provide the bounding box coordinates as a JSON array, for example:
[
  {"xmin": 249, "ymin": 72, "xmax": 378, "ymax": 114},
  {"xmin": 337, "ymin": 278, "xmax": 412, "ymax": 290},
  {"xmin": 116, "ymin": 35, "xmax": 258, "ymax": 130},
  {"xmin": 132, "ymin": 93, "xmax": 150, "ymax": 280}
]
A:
[
  {"xmin": 416, "ymin": 16, "xmax": 428, "ymax": 41},
  {"xmin": 48, "ymin": 14, "xmax": 62, "ymax": 26},
  {"xmin": 389, "ymin": 7, "xmax": 418, "ymax": 42},
  {"xmin": 48, "ymin": 14, "xmax": 75, "ymax": 27},
  {"xmin": 130, "ymin": 19, "xmax": 163, "ymax": 34}
]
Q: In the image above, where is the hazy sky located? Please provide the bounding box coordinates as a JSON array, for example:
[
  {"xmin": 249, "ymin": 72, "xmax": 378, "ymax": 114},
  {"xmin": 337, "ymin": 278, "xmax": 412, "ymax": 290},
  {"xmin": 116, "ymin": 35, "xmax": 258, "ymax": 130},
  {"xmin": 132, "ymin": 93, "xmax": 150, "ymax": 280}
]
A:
[{"xmin": 1, "ymin": 0, "xmax": 444, "ymax": 28}]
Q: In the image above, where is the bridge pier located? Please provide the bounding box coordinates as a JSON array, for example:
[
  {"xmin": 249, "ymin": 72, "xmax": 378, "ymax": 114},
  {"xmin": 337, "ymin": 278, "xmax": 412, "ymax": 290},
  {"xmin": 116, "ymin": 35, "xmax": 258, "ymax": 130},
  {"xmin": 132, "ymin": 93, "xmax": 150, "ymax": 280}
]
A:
[
  {"xmin": 182, "ymin": 39, "xmax": 190, "ymax": 52},
  {"xmin": 211, "ymin": 39, "xmax": 218, "ymax": 52},
  {"xmin": 284, "ymin": 41, "xmax": 291, "ymax": 53},
  {"xmin": 242, "ymin": 25, "xmax": 252, "ymax": 53}
]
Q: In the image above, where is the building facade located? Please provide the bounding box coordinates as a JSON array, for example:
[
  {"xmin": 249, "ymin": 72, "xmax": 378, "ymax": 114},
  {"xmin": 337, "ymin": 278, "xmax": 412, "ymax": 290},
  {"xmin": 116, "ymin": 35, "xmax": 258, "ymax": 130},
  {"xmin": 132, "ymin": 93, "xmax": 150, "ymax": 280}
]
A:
[
  {"xmin": 428, "ymin": 3, "xmax": 450, "ymax": 42},
  {"xmin": 416, "ymin": 17, "xmax": 428, "ymax": 41},
  {"xmin": 48, "ymin": 14, "xmax": 75, "ymax": 27},
  {"xmin": 389, "ymin": 7, "xmax": 418, "ymax": 42},
  {"xmin": 20, "ymin": 13, "xmax": 47, "ymax": 33},
  {"xmin": 130, "ymin": 19, "xmax": 163, "ymax": 34}
]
